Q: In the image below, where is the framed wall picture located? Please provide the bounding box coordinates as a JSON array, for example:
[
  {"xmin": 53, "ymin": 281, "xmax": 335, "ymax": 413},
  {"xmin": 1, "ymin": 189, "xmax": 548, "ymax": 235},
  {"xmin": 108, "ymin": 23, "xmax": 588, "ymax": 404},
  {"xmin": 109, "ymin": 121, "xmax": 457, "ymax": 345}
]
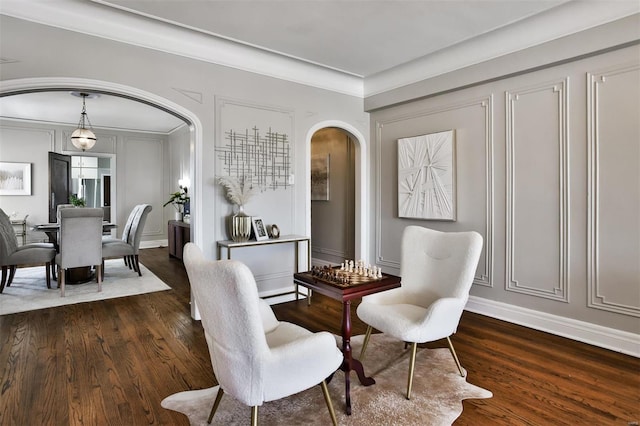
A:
[
  {"xmin": 0, "ymin": 162, "xmax": 32, "ymax": 195},
  {"xmin": 311, "ymin": 154, "xmax": 329, "ymax": 201},
  {"xmin": 398, "ymin": 130, "xmax": 456, "ymax": 221},
  {"xmin": 251, "ymin": 216, "xmax": 269, "ymax": 241}
]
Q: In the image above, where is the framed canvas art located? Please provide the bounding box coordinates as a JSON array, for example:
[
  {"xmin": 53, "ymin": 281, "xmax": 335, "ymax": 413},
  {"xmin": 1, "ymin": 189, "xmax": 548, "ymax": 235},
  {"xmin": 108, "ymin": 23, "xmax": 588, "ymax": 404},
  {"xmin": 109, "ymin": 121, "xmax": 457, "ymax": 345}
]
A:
[
  {"xmin": 311, "ymin": 154, "xmax": 329, "ymax": 201},
  {"xmin": 0, "ymin": 162, "xmax": 32, "ymax": 195},
  {"xmin": 398, "ymin": 130, "xmax": 456, "ymax": 221}
]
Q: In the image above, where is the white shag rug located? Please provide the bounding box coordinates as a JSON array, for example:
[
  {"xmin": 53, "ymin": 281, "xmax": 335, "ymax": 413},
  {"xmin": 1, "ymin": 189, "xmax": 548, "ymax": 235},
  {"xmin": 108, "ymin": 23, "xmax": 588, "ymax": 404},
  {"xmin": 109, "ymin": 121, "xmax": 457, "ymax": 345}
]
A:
[
  {"xmin": 162, "ymin": 333, "xmax": 492, "ymax": 425},
  {"xmin": 0, "ymin": 259, "xmax": 171, "ymax": 315}
]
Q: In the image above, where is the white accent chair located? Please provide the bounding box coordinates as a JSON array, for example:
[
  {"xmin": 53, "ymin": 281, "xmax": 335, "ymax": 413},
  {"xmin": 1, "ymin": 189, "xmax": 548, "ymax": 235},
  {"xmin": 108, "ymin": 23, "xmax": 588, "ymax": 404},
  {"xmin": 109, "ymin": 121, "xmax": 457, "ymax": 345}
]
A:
[
  {"xmin": 56, "ymin": 207, "xmax": 104, "ymax": 297},
  {"xmin": 356, "ymin": 226, "xmax": 483, "ymax": 399},
  {"xmin": 183, "ymin": 243, "xmax": 342, "ymax": 426},
  {"xmin": 0, "ymin": 208, "xmax": 56, "ymax": 293},
  {"xmin": 102, "ymin": 204, "xmax": 151, "ymax": 277}
]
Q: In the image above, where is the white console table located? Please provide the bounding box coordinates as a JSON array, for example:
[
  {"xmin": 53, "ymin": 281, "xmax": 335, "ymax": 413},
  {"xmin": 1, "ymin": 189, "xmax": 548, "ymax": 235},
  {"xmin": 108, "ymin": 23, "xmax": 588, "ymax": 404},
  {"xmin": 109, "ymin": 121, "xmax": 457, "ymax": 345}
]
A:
[{"xmin": 216, "ymin": 234, "xmax": 311, "ymax": 302}]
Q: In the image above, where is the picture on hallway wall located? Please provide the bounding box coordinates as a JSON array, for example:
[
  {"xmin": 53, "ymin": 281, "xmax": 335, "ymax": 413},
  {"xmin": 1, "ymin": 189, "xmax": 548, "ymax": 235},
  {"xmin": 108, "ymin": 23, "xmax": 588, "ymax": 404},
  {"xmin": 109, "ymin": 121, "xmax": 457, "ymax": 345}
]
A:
[
  {"xmin": 0, "ymin": 162, "xmax": 32, "ymax": 196},
  {"xmin": 398, "ymin": 130, "xmax": 456, "ymax": 221},
  {"xmin": 311, "ymin": 154, "xmax": 330, "ymax": 201}
]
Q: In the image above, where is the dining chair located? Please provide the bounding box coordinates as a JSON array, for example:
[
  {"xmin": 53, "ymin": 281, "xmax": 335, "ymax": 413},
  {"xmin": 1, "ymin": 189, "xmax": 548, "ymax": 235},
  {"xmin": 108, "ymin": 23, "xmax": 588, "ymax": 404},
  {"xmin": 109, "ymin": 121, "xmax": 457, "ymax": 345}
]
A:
[
  {"xmin": 102, "ymin": 204, "xmax": 151, "ymax": 278},
  {"xmin": 0, "ymin": 208, "xmax": 57, "ymax": 293},
  {"xmin": 56, "ymin": 207, "xmax": 104, "ymax": 297},
  {"xmin": 356, "ymin": 225, "xmax": 483, "ymax": 399},
  {"xmin": 183, "ymin": 243, "xmax": 342, "ymax": 425}
]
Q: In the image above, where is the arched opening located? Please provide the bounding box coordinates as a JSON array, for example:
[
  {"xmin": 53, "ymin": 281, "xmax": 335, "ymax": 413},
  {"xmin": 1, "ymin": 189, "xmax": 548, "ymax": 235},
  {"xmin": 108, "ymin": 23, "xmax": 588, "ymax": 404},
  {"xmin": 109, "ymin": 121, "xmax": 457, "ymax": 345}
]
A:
[
  {"xmin": 306, "ymin": 121, "xmax": 368, "ymax": 263},
  {"xmin": 0, "ymin": 78, "xmax": 203, "ymax": 251}
]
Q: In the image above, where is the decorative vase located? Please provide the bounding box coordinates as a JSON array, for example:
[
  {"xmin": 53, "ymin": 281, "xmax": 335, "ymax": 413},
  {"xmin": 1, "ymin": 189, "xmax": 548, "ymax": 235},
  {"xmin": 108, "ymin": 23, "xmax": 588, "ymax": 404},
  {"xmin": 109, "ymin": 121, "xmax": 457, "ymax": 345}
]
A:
[
  {"xmin": 229, "ymin": 205, "xmax": 252, "ymax": 242},
  {"xmin": 175, "ymin": 210, "xmax": 183, "ymax": 221}
]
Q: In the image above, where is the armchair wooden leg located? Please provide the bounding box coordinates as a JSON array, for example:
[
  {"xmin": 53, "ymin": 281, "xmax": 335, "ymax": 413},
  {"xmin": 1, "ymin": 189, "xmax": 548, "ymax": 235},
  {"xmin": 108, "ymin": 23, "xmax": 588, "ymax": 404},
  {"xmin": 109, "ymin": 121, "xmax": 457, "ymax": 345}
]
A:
[
  {"xmin": 96, "ymin": 264, "xmax": 102, "ymax": 292},
  {"xmin": 446, "ymin": 336, "xmax": 465, "ymax": 377},
  {"xmin": 51, "ymin": 262, "xmax": 57, "ymax": 281},
  {"xmin": 207, "ymin": 387, "xmax": 224, "ymax": 424},
  {"xmin": 0, "ymin": 266, "xmax": 7, "ymax": 293},
  {"xmin": 134, "ymin": 255, "xmax": 142, "ymax": 276},
  {"xmin": 7, "ymin": 265, "xmax": 16, "ymax": 286},
  {"xmin": 45, "ymin": 262, "xmax": 51, "ymax": 289},
  {"xmin": 360, "ymin": 325, "xmax": 373, "ymax": 360},
  {"xmin": 407, "ymin": 342, "xmax": 418, "ymax": 400},
  {"xmin": 60, "ymin": 268, "xmax": 66, "ymax": 297},
  {"xmin": 251, "ymin": 406, "xmax": 258, "ymax": 426},
  {"xmin": 320, "ymin": 380, "xmax": 338, "ymax": 426}
]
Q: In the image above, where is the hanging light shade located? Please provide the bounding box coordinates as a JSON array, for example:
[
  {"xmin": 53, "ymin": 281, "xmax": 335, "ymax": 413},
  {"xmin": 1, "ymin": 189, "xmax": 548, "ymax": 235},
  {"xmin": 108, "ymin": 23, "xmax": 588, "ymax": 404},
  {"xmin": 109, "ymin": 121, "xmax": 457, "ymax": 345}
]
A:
[{"xmin": 71, "ymin": 92, "xmax": 97, "ymax": 151}]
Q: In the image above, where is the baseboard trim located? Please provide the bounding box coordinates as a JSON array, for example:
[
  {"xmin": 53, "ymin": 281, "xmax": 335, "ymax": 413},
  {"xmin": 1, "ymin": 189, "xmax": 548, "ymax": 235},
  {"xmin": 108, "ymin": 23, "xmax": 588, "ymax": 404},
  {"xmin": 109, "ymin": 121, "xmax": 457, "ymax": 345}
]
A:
[
  {"xmin": 465, "ymin": 296, "xmax": 640, "ymax": 357},
  {"xmin": 140, "ymin": 240, "xmax": 166, "ymax": 249}
]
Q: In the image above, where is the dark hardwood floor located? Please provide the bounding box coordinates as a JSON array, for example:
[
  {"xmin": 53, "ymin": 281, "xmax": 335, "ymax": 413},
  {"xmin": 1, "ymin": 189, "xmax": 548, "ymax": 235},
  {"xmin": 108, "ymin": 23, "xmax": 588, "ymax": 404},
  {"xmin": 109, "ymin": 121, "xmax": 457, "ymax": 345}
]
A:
[{"xmin": 1, "ymin": 247, "xmax": 638, "ymax": 425}]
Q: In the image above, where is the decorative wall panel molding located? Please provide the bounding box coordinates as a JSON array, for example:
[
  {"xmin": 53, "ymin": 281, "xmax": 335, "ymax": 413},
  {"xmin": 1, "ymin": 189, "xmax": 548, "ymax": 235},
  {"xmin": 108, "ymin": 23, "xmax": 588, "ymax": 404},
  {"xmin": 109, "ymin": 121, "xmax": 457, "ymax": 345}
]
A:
[
  {"xmin": 215, "ymin": 97, "xmax": 296, "ymax": 227},
  {"xmin": 505, "ymin": 79, "xmax": 569, "ymax": 302},
  {"xmin": 311, "ymin": 245, "xmax": 348, "ymax": 259},
  {"xmin": 172, "ymin": 87, "xmax": 203, "ymax": 104},
  {"xmin": 587, "ymin": 64, "xmax": 640, "ymax": 317},
  {"xmin": 123, "ymin": 136, "xmax": 164, "ymax": 237},
  {"xmin": 375, "ymin": 97, "xmax": 494, "ymax": 287}
]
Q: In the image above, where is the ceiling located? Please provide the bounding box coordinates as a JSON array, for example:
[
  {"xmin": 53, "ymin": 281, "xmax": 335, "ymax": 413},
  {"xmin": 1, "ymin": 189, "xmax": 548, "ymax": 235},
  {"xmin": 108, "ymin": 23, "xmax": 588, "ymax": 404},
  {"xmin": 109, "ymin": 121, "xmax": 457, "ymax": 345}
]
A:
[
  {"xmin": 1, "ymin": 0, "xmax": 638, "ymax": 133},
  {"xmin": 0, "ymin": 92, "xmax": 186, "ymax": 134},
  {"xmin": 95, "ymin": 0, "xmax": 569, "ymax": 78}
]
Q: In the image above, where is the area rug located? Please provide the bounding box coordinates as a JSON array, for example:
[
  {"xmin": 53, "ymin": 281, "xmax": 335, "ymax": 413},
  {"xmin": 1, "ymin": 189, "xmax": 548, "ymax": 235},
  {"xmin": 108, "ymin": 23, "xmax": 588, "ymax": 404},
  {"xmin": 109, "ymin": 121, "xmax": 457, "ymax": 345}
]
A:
[
  {"xmin": 162, "ymin": 333, "xmax": 492, "ymax": 425},
  {"xmin": 0, "ymin": 259, "xmax": 171, "ymax": 315}
]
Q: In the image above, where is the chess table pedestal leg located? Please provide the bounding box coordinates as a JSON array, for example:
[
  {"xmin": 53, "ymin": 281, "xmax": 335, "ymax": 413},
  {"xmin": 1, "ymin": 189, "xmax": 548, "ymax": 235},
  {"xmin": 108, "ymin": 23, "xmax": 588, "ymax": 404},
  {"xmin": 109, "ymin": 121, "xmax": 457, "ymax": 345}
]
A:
[{"xmin": 340, "ymin": 300, "xmax": 375, "ymax": 415}]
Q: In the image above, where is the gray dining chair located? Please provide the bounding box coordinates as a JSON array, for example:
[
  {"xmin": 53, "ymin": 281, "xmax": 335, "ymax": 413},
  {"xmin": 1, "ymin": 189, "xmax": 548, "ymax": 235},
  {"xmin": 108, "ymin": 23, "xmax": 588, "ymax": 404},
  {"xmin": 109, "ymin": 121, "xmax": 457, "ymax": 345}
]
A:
[
  {"xmin": 102, "ymin": 204, "xmax": 152, "ymax": 278},
  {"xmin": 0, "ymin": 208, "xmax": 57, "ymax": 293},
  {"xmin": 56, "ymin": 207, "xmax": 104, "ymax": 297}
]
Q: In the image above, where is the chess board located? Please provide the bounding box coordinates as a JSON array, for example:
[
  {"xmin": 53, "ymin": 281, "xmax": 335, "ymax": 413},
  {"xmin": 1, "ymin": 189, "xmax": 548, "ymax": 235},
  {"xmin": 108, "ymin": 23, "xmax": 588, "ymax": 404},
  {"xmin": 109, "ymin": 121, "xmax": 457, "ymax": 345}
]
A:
[{"xmin": 309, "ymin": 265, "xmax": 383, "ymax": 288}]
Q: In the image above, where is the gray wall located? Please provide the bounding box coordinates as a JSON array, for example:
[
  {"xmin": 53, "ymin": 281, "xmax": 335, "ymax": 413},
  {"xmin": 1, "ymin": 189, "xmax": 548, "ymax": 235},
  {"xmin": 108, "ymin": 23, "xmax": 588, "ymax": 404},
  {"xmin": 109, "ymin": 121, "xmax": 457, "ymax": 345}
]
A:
[
  {"xmin": 368, "ymin": 41, "xmax": 640, "ymax": 341},
  {"xmin": 0, "ymin": 118, "xmax": 179, "ymax": 246},
  {"xmin": 0, "ymin": 15, "xmax": 369, "ymax": 299}
]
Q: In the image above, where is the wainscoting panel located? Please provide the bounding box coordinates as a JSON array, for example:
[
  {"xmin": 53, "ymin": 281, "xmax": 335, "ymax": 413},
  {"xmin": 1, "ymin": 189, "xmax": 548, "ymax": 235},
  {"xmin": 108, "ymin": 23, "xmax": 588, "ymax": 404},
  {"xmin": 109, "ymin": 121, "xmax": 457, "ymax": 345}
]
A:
[
  {"xmin": 374, "ymin": 96, "xmax": 494, "ymax": 287},
  {"xmin": 587, "ymin": 64, "xmax": 640, "ymax": 317},
  {"xmin": 505, "ymin": 79, "xmax": 569, "ymax": 302},
  {"xmin": 122, "ymin": 136, "xmax": 165, "ymax": 239}
]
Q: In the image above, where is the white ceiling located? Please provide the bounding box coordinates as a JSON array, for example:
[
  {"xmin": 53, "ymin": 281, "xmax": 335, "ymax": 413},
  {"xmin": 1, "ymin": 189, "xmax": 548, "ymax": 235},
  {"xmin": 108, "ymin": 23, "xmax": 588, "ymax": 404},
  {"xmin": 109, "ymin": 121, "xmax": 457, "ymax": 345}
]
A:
[
  {"xmin": 96, "ymin": 0, "xmax": 569, "ymax": 78},
  {"xmin": 1, "ymin": 0, "xmax": 638, "ymax": 133},
  {"xmin": 0, "ymin": 92, "xmax": 186, "ymax": 134}
]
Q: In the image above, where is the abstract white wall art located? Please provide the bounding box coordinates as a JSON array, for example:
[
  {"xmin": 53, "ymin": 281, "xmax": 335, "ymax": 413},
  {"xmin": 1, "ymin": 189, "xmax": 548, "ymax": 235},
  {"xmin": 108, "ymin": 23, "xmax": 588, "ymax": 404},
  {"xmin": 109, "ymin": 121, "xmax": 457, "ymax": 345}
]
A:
[
  {"xmin": 0, "ymin": 162, "xmax": 32, "ymax": 196},
  {"xmin": 398, "ymin": 130, "xmax": 456, "ymax": 220}
]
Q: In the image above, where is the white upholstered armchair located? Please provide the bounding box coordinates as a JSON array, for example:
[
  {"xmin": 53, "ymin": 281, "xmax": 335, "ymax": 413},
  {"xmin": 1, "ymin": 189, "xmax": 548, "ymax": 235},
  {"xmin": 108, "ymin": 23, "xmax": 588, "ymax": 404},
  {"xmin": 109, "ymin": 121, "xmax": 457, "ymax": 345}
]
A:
[
  {"xmin": 357, "ymin": 226, "xmax": 483, "ymax": 399},
  {"xmin": 183, "ymin": 243, "xmax": 342, "ymax": 425}
]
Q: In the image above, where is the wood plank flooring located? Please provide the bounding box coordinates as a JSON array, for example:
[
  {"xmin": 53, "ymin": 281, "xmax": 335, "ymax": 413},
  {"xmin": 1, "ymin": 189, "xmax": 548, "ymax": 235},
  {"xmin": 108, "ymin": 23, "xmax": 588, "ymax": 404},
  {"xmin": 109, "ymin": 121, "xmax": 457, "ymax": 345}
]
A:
[{"xmin": 0, "ymin": 247, "xmax": 638, "ymax": 425}]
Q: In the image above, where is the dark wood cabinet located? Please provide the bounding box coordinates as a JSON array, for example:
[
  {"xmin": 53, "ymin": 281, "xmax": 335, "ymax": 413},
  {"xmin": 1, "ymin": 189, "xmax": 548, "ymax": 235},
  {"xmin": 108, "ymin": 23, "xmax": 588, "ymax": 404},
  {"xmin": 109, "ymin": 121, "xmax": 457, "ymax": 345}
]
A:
[{"xmin": 168, "ymin": 220, "xmax": 190, "ymax": 260}]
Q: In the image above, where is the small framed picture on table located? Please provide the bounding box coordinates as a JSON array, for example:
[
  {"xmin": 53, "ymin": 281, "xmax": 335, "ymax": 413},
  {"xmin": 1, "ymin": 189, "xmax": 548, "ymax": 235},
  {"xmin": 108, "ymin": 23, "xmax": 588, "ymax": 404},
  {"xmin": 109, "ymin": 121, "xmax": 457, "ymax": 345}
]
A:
[{"xmin": 251, "ymin": 217, "xmax": 269, "ymax": 241}]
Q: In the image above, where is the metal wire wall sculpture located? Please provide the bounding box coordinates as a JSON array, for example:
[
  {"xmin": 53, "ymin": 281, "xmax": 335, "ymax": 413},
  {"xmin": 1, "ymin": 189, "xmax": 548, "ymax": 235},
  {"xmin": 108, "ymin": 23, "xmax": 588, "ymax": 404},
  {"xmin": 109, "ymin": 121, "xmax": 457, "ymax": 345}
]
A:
[{"xmin": 216, "ymin": 126, "xmax": 291, "ymax": 191}]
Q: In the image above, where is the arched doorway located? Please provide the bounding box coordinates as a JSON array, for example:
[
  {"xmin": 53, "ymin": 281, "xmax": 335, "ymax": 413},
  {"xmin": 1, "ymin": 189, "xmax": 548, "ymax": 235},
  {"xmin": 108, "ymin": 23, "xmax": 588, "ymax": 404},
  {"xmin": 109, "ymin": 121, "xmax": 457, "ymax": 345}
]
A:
[
  {"xmin": 0, "ymin": 77, "xmax": 203, "ymax": 250},
  {"xmin": 306, "ymin": 121, "xmax": 368, "ymax": 263}
]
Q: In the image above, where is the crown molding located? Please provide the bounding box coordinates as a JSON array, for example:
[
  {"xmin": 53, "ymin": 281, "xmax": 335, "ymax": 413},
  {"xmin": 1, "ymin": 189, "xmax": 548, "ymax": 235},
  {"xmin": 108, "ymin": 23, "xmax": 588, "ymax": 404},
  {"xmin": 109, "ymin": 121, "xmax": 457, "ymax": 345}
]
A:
[
  {"xmin": 0, "ymin": 0, "xmax": 363, "ymax": 97},
  {"xmin": 1, "ymin": 1, "xmax": 637, "ymax": 99},
  {"xmin": 364, "ymin": 2, "xmax": 640, "ymax": 97}
]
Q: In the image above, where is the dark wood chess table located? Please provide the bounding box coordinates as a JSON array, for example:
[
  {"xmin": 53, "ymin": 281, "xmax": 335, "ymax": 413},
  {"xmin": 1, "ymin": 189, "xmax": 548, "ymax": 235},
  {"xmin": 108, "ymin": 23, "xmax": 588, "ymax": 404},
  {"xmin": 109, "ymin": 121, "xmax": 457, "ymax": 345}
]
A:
[{"xmin": 293, "ymin": 267, "xmax": 401, "ymax": 415}]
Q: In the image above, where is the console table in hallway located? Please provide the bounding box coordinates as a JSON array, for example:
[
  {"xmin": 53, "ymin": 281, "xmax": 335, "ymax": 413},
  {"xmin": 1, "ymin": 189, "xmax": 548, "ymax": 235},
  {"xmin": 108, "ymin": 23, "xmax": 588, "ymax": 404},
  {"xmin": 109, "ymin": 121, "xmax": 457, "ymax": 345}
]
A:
[{"xmin": 216, "ymin": 234, "xmax": 311, "ymax": 301}]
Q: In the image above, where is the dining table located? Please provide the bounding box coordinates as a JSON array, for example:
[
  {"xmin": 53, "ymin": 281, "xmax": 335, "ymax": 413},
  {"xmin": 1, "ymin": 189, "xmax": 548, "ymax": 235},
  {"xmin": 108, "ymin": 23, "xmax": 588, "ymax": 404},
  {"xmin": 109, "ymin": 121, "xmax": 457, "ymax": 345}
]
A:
[{"xmin": 34, "ymin": 221, "xmax": 117, "ymax": 283}]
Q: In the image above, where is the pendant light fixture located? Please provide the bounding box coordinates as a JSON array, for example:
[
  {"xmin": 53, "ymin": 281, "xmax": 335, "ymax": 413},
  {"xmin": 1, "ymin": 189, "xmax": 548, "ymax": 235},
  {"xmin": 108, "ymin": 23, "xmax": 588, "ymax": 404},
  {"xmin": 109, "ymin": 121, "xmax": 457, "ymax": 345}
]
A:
[{"xmin": 70, "ymin": 92, "xmax": 97, "ymax": 151}]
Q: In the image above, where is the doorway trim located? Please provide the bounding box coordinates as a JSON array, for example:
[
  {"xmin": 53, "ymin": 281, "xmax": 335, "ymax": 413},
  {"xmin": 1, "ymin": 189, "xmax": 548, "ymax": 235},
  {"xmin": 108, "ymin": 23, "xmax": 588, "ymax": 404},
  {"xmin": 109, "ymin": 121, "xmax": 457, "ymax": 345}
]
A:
[
  {"xmin": 306, "ymin": 121, "xmax": 368, "ymax": 260},
  {"xmin": 0, "ymin": 77, "xmax": 203, "ymax": 250}
]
